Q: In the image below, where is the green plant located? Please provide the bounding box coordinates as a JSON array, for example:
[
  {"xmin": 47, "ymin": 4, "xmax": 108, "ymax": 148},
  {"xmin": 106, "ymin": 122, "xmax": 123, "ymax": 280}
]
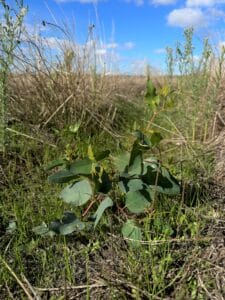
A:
[
  {"xmin": 33, "ymin": 130, "xmax": 180, "ymax": 244},
  {"xmin": 163, "ymin": 28, "xmax": 224, "ymax": 142},
  {"xmin": 0, "ymin": 0, "xmax": 27, "ymax": 152},
  {"xmin": 144, "ymin": 76, "xmax": 176, "ymax": 130}
]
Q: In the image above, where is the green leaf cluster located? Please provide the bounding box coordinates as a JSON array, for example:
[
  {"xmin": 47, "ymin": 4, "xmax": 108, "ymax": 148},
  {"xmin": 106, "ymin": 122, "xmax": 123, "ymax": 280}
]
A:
[
  {"xmin": 33, "ymin": 212, "xmax": 85, "ymax": 236},
  {"xmin": 34, "ymin": 131, "xmax": 180, "ymax": 246},
  {"xmin": 144, "ymin": 78, "xmax": 175, "ymax": 111},
  {"xmin": 115, "ymin": 131, "xmax": 180, "ymax": 218}
]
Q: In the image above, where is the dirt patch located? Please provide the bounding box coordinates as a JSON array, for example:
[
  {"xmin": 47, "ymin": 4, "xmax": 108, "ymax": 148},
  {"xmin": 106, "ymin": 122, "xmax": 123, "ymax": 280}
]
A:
[{"xmin": 200, "ymin": 185, "xmax": 225, "ymax": 300}]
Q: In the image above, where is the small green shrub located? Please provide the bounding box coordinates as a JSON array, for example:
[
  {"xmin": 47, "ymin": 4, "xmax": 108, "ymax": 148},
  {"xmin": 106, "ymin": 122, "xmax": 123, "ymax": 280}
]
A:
[{"xmin": 33, "ymin": 130, "xmax": 180, "ymax": 245}]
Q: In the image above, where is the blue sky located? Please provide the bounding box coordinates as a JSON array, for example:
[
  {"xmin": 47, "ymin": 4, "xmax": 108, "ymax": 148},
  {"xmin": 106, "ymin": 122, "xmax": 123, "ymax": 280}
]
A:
[{"xmin": 7, "ymin": 0, "xmax": 225, "ymax": 73}]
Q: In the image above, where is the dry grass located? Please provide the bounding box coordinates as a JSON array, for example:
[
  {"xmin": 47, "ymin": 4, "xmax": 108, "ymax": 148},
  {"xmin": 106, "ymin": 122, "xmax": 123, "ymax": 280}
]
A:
[
  {"xmin": 6, "ymin": 26, "xmax": 149, "ymax": 136},
  {"xmin": 8, "ymin": 72, "xmax": 146, "ymax": 134},
  {"xmin": 209, "ymin": 90, "xmax": 225, "ymax": 184}
]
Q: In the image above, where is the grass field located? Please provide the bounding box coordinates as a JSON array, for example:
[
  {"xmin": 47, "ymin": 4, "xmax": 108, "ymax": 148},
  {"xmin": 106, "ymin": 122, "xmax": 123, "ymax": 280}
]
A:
[{"xmin": 1, "ymin": 3, "xmax": 225, "ymax": 299}]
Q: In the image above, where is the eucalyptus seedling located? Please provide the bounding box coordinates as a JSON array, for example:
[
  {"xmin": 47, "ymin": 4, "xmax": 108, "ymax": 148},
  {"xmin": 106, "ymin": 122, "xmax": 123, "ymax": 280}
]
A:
[{"xmin": 33, "ymin": 131, "xmax": 180, "ymax": 245}]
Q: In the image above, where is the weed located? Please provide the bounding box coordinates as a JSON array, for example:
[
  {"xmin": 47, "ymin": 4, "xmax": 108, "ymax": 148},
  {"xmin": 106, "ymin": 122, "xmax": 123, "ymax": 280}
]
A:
[
  {"xmin": 33, "ymin": 130, "xmax": 180, "ymax": 245},
  {"xmin": 0, "ymin": 0, "xmax": 27, "ymax": 152}
]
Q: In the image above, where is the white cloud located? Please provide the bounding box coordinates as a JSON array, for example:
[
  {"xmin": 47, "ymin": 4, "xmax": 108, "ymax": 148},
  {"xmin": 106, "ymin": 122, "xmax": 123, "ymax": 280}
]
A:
[
  {"xmin": 125, "ymin": 0, "xmax": 144, "ymax": 6},
  {"xmin": 130, "ymin": 58, "xmax": 149, "ymax": 75},
  {"xmin": 96, "ymin": 48, "xmax": 107, "ymax": 55},
  {"xmin": 167, "ymin": 8, "xmax": 206, "ymax": 27},
  {"xmin": 126, "ymin": 0, "xmax": 175, "ymax": 4},
  {"xmin": 152, "ymin": 0, "xmax": 176, "ymax": 5},
  {"xmin": 155, "ymin": 48, "xmax": 166, "ymax": 54},
  {"xmin": 186, "ymin": 0, "xmax": 215, "ymax": 7},
  {"xmin": 123, "ymin": 42, "xmax": 135, "ymax": 49},
  {"xmin": 44, "ymin": 38, "xmax": 134, "ymax": 52},
  {"xmin": 209, "ymin": 7, "xmax": 225, "ymax": 18},
  {"xmin": 42, "ymin": 37, "xmax": 74, "ymax": 50},
  {"xmin": 134, "ymin": 0, "xmax": 145, "ymax": 4},
  {"xmin": 56, "ymin": 0, "xmax": 102, "ymax": 3},
  {"xmin": 206, "ymin": 7, "xmax": 225, "ymax": 24},
  {"xmin": 105, "ymin": 43, "xmax": 118, "ymax": 49},
  {"xmin": 186, "ymin": 0, "xmax": 225, "ymax": 6},
  {"xmin": 96, "ymin": 41, "xmax": 134, "ymax": 54}
]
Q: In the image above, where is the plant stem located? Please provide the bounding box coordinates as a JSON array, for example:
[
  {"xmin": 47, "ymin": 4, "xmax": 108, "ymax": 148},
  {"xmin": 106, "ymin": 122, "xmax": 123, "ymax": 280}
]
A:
[{"xmin": 0, "ymin": 76, "xmax": 7, "ymax": 152}]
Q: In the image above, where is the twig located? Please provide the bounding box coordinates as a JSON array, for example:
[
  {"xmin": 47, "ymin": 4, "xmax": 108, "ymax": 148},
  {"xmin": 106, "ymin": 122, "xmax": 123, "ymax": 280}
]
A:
[
  {"xmin": 82, "ymin": 199, "xmax": 96, "ymax": 217},
  {"xmin": 43, "ymin": 94, "xmax": 74, "ymax": 127},
  {"xmin": 211, "ymin": 111, "xmax": 217, "ymax": 138},
  {"xmin": 21, "ymin": 273, "xmax": 41, "ymax": 300},
  {"xmin": 197, "ymin": 271, "xmax": 213, "ymax": 299},
  {"xmin": 4, "ymin": 237, "xmax": 14, "ymax": 255},
  {"xmin": 147, "ymin": 108, "xmax": 165, "ymax": 131},
  {"xmin": 35, "ymin": 282, "xmax": 107, "ymax": 292},
  {"xmin": 1, "ymin": 257, "xmax": 34, "ymax": 300},
  {"xmin": 6, "ymin": 127, "xmax": 56, "ymax": 148},
  {"xmin": 5, "ymin": 284, "xmax": 14, "ymax": 299},
  {"xmin": 216, "ymin": 111, "xmax": 225, "ymax": 126},
  {"xmin": 85, "ymin": 108, "xmax": 122, "ymax": 138},
  {"xmin": 118, "ymin": 206, "xmax": 128, "ymax": 218},
  {"xmin": 147, "ymin": 121, "xmax": 181, "ymax": 136}
]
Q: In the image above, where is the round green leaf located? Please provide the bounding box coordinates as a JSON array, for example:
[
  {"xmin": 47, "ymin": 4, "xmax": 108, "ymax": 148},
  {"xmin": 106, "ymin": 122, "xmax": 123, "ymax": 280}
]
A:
[
  {"xmin": 59, "ymin": 219, "xmax": 85, "ymax": 235},
  {"xmin": 60, "ymin": 179, "xmax": 93, "ymax": 206},
  {"xmin": 113, "ymin": 152, "xmax": 130, "ymax": 173},
  {"xmin": 125, "ymin": 190, "xmax": 151, "ymax": 213},
  {"xmin": 122, "ymin": 220, "xmax": 142, "ymax": 247},
  {"xmin": 69, "ymin": 158, "xmax": 92, "ymax": 175},
  {"xmin": 32, "ymin": 223, "xmax": 55, "ymax": 237},
  {"xmin": 127, "ymin": 179, "xmax": 144, "ymax": 192}
]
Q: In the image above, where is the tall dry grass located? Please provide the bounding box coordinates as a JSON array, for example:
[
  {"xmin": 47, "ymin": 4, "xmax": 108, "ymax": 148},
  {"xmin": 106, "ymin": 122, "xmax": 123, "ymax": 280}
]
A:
[
  {"xmin": 7, "ymin": 24, "xmax": 147, "ymax": 137},
  {"xmin": 162, "ymin": 30, "xmax": 225, "ymax": 145}
]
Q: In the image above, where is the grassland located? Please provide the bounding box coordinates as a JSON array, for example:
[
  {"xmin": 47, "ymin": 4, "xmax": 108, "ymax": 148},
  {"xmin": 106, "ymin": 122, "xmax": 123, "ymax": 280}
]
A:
[{"xmin": 1, "ymin": 6, "xmax": 225, "ymax": 299}]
